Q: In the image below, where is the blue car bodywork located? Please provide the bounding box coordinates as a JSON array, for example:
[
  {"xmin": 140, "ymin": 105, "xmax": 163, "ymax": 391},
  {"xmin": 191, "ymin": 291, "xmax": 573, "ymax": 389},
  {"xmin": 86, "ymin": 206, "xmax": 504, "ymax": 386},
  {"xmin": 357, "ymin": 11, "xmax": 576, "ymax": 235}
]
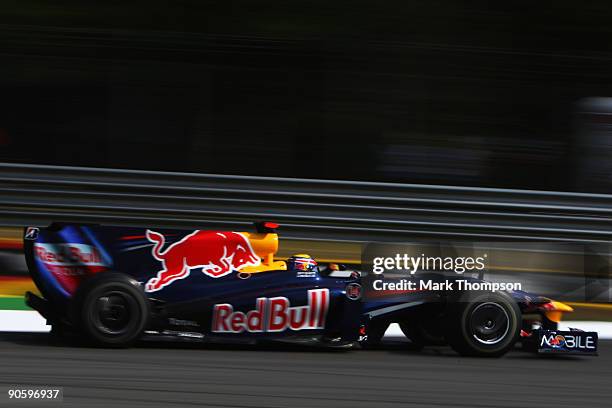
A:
[
  {"xmin": 24, "ymin": 224, "xmax": 361, "ymax": 344},
  {"xmin": 22, "ymin": 223, "xmax": 597, "ymax": 356}
]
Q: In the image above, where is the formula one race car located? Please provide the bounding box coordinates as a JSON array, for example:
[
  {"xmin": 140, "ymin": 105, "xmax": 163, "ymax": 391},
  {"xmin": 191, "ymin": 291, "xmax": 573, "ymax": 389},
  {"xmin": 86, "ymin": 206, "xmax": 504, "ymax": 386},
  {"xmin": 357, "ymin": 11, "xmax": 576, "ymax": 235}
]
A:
[{"xmin": 22, "ymin": 222, "xmax": 598, "ymax": 357}]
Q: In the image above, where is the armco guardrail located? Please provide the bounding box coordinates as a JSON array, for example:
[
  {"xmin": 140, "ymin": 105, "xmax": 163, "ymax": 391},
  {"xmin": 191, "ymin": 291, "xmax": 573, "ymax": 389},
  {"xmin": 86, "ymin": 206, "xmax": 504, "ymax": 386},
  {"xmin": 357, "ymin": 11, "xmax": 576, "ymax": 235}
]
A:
[{"xmin": 0, "ymin": 162, "xmax": 611, "ymax": 243}]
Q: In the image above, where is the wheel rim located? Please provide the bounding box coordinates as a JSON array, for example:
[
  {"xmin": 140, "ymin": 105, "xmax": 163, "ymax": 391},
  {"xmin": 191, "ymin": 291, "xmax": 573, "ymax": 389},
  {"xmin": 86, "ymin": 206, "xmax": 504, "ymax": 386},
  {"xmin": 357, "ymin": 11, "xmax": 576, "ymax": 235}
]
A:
[
  {"xmin": 90, "ymin": 290, "xmax": 137, "ymax": 336},
  {"xmin": 469, "ymin": 302, "xmax": 510, "ymax": 345}
]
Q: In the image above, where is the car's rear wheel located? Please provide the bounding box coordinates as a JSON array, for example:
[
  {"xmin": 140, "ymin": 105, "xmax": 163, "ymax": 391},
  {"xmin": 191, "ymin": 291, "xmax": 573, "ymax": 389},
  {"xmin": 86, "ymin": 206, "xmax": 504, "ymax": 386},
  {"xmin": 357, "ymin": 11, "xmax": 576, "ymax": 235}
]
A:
[
  {"xmin": 445, "ymin": 290, "xmax": 520, "ymax": 357},
  {"xmin": 74, "ymin": 273, "xmax": 150, "ymax": 347}
]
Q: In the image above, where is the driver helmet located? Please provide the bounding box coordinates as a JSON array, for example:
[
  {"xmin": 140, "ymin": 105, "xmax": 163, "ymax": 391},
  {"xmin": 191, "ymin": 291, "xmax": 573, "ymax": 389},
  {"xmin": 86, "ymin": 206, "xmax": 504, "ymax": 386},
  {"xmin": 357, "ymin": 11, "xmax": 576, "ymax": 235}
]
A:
[{"xmin": 287, "ymin": 254, "xmax": 318, "ymax": 272}]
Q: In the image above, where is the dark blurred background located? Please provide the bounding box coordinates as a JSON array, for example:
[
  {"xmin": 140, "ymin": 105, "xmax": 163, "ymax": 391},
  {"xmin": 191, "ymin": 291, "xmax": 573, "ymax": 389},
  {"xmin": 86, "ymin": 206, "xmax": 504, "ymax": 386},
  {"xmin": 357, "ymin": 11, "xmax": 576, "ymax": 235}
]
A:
[{"xmin": 2, "ymin": 1, "xmax": 612, "ymax": 192}]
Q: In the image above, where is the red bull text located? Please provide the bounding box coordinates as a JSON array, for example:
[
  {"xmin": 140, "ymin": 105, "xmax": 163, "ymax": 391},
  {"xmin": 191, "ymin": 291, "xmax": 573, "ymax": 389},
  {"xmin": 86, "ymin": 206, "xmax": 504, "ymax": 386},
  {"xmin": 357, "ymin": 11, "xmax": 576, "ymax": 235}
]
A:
[
  {"xmin": 34, "ymin": 243, "xmax": 109, "ymax": 293},
  {"xmin": 212, "ymin": 289, "xmax": 330, "ymax": 333}
]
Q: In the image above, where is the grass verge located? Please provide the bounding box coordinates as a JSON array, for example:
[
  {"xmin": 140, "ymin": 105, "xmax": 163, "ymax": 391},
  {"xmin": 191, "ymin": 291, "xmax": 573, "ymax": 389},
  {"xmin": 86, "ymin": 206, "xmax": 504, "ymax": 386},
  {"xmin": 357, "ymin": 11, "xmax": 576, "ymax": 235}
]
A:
[{"xmin": 0, "ymin": 296, "xmax": 30, "ymax": 311}]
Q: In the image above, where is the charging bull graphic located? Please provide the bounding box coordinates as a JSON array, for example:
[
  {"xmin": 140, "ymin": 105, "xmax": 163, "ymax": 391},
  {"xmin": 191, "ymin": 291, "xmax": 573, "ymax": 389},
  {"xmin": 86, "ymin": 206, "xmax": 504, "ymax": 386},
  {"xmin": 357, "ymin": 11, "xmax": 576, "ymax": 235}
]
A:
[{"xmin": 144, "ymin": 230, "xmax": 261, "ymax": 292}]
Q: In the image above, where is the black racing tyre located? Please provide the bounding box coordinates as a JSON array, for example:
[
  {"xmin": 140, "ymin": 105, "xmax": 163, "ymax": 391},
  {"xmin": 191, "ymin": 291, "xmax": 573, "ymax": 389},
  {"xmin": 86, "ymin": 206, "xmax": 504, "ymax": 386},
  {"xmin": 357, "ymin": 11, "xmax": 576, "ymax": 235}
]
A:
[
  {"xmin": 74, "ymin": 273, "xmax": 150, "ymax": 347},
  {"xmin": 445, "ymin": 291, "xmax": 521, "ymax": 357}
]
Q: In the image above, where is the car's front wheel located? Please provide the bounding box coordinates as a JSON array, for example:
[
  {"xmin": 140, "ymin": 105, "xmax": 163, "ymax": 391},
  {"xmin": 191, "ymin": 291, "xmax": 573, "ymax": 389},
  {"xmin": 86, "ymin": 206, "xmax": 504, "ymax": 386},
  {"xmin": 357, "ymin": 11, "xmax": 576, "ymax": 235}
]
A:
[{"xmin": 445, "ymin": 290, "xmax": 520, "ymax": 357}]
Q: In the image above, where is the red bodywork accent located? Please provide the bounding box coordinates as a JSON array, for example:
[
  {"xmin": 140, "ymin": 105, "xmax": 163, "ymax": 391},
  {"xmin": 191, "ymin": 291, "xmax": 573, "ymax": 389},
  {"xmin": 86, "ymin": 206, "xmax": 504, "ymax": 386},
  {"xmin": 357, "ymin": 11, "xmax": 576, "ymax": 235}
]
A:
[{"xmin": 144, "ymin": 230, "xmax": 261, "ymax": 292}]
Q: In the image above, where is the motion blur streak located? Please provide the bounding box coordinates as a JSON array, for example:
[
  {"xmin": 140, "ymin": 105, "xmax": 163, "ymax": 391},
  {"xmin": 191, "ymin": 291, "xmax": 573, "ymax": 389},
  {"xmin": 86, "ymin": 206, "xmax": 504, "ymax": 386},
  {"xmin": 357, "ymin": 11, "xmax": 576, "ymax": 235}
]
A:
[
  {"xmin": 0, "ymin": 226, "xmax": 611, "ymax": 319},
  {"xmin": 2, "ymin": 3, "xmax": 612, "ymax": 192}
]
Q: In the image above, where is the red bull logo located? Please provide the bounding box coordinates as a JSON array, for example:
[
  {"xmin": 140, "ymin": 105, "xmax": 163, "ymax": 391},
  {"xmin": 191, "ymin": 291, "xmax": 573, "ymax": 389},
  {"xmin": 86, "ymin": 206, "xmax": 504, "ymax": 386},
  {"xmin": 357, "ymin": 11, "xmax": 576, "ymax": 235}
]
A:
[
  {"xmin": 145, "ymin": 230, "xmax": 261, "ymax": 292},
  {"xmin": 212, "ymin": 289, "xmax": 329, "ymax": 333},
  {"xmin": 34, "ymin": 243, "xmax": 109, "ymax": 293}
]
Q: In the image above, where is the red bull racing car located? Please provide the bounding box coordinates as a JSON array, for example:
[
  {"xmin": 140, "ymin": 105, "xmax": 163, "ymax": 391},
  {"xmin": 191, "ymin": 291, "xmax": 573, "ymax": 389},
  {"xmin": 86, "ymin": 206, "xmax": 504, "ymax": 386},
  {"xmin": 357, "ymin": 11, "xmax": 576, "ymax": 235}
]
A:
[{"xmin": 22, "ymin": 222, "xmax": 598, "ymax": 357}]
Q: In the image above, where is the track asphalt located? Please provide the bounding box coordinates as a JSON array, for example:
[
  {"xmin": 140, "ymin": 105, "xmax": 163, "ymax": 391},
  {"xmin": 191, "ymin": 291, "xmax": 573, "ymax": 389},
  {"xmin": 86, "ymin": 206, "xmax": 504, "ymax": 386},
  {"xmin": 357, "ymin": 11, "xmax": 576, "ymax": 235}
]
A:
[{"xmin": 0, "ymin": 333, "xmax": 609, "ymax": 408}]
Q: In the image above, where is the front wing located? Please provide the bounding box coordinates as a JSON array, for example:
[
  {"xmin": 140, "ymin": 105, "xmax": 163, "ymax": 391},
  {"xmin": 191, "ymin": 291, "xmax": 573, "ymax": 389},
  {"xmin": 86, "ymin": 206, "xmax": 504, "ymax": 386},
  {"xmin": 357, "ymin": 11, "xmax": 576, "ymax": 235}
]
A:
[{"xmin": 537, "ymin": 330, "xmax": 598, "ymax": 356}]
